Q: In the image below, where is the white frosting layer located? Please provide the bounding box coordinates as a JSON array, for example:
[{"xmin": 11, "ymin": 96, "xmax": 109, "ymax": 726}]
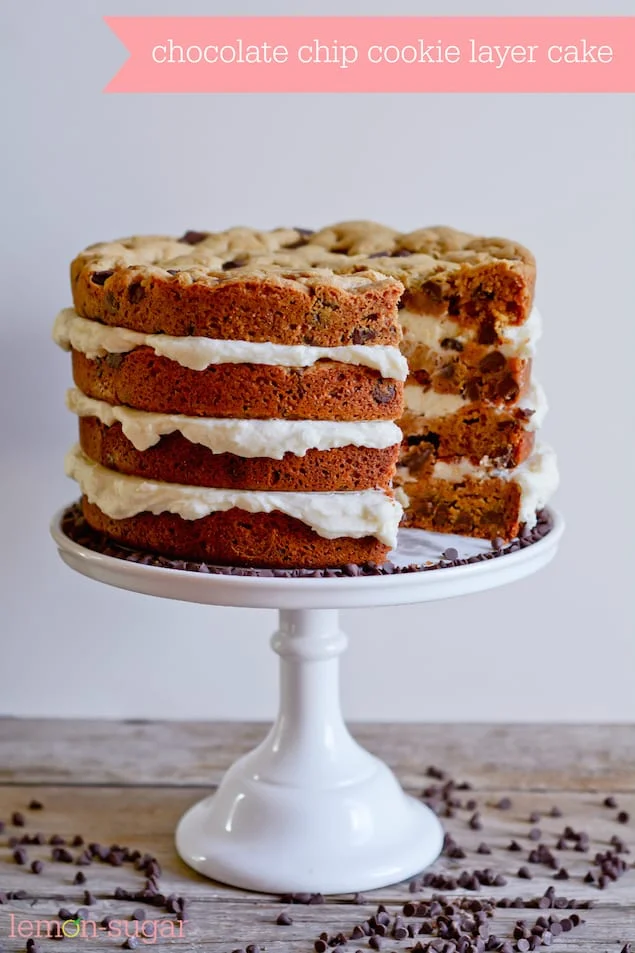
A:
[
  {"xmin": 501, "ymin": 306, "xmax": 543, "ymax": 357},
  {"xmin": 66, "ymin": 388, "xmax": 402, "ymax": 458},
  {"xmin": 53, "ymin": 308, "xmax": 408, "ymax": 381},
  {"xmin": 404, "ymin": 386, "xmax": 466, "ymax": 417},
  {"xmin": 65, "ymin": 446, "xmax": 403, "ymax": 546},
  {"xmin": 400, "ymin": 305, "xmax": 542, "ymax": 359},
  {"xmin": 523, "ymin": 380, "xmax": 548, "ymax": 431},
  {"xmin": 432, "ymin": 444, "xmax": 559, "ymax": 526},
  {"xmin": 403, "ymin": 379, "xmax": 547, "ymax": 430}
]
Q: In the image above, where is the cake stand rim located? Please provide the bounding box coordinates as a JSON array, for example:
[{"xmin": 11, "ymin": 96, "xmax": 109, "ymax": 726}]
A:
[{"xmin": 50, "ymin": 506, "xmax": 564, "ymax": 610}]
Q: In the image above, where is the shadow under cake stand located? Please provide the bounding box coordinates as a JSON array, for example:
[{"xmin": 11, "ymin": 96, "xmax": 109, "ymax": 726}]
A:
[{"xmin": 51, "ymin": 507, "xmax": 563, "ymax": 895}]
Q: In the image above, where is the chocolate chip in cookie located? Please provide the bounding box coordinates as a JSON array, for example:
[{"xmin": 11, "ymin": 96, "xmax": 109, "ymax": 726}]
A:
[
  {"xmin": 372, "ymin": 382, "xmax": 396, "ymax": 405},
  {"xmin": 127, "ymin": 282, "xmax": 145, "ymax": 303},
  {"xmin": 178, "ymin": 230, "xmax": 207, "ymax": 245},
  {"xmin": 90, "ymin": 270, "xmax": 113, "ymax": 286},
  {"xmin": 352, "ymin": 327, "xmax": 377, "ymax": 344}
]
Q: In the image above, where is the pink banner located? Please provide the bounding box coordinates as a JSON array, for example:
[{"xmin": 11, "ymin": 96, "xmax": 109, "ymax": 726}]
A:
[{"xmin": 104, "ymin": 17, "xmax": 635, "ymax": 93}]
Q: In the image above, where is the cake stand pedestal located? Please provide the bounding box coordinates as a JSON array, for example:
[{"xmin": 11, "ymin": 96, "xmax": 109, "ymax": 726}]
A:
[{"xmin": 51, "ymin": 509, "xmax": 563, "ymax": 894}]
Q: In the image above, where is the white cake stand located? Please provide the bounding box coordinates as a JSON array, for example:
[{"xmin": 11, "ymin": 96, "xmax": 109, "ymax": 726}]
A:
[{"xmin": 51, "ymin": 507, "xmax": 563, "ymax": 895}]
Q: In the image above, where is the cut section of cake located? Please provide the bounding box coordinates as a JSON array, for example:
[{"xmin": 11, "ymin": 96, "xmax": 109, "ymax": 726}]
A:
[{"xmin": 54, "ymin": 255, "xmax": 407, "ymax": 568}]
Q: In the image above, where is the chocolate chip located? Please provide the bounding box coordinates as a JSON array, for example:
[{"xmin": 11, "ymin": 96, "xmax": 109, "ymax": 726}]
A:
[
  {"xmin": 127, "ymin": 282, "xmax": 145, "ymax": 303},
  {"xmin": 497, "ymin": 373, "xmax": 519, "ymax": 402},
  {"xmin": 73, "ymin": 871, "xmax": 86, "ymax": 884},
  {"xmin": 84, "ymin": 890, "xmax": 97, "ymax": 905},
  {"xmin": 529, "ymin": 811, "xmax": 541, "ymax": 823},
  {"xmin": 549, "ymin": 806, "xmax": 563, "ymax": 817},
  {"xmin": 58, "ymin": 907, "xmax": 74, "ymax": 920},
  {"xmin": 91, "ymin": 270, "xmax": 113, "ymax": 285},
  {"xmin": 528, "ymin": 827, "xmax": 541, "ymax": 841},
  {"xmin": 440, "ymin": 337, "xmax": 463, "ymax": 352},
  {"xmin": 55, "ymin": 848, "xmax": 74, "ymax": 863},
  {"xmin": 469, "ymin": 812, "xmax": 483, "ymax": 830},
  {"xmin": 518, "ymin": 866, "xmax": 532, "ymax": 879},
  {"xmin": 372, "ymin": 382, "xmax": 396, "ymax": 405},
  {"xmin": 368, "ymin": 250, "xmax": 391, "ymax": 258},
  {"xmin": 31, "ymin": 860, "xmax": 43, "ymax": 874},
  {"xmin": 276, "ymin": 912, "xmax": 293, "ymax": 925},
  {"xmin": 178, "ymin": 230, "xmax": 207, "ymax": 245},
  {"xmin": 553, "ymin": 868, "xmax": 569, "ymax": 880},
  {"xmin": 476, "ymin": 842, "xmax": 492, "ymax": 854},
  {"xmin": 421, "ymin": 279, "xmax": 444, "ymax": 302},
  {"xmin": 104, "ymin": 289, "xmax": 119, "ymax": 314},
  {"xmin": 222, "ymin": 258, "xmax": 247, "ymax": 270},
  {"xmin": 13, "ymin": 848, "xmax": 27, "ymax": 864},
  {"xmin": 442, "ymin": 547, "xmax": 459, "ymax": 560},
  {"xmin": 122, "ymin": 940, "xmax": 139, "ymax": 950},
  {"xmin": 105, "ymin": 352, "xmax": 124, "ymax": 369},
  {"xmin": 617, "ymin": 811, "xmax": 630, "ymax": 823},
  {"xmin": 413, "ymin": 369, "xmax": 431, "ymax": 387},
  {"xmin": 479, "ymin": 350, "xmax": 506, "ymax": 373},
  {"xmin": 12, "ymin": 811, "xmax": 25, "ymax": 827},
  {"xmin": 508, "ymin": 840, "xmax": 522, "ymax": 851},
  {"xmin": 352, "ymin": 327, "xmax": 376, "ymax": 344},
  {"xmin": 28, "ymin": 800, "xmax": 43, "ymax": 810},
  {"xmin": 477, "ymin": 317, "xmax": 498, "ymax": 345}
]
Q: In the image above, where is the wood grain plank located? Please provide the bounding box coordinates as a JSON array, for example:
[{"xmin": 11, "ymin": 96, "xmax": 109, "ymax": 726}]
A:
[
  {"xmin": 0, "ymin": 902, "xmax": 632, "ymax": 952},
  {"xmin": 0, "ymin": 720, "xmax": 633, "ymax": 790},
  {"xmin": 0, "ymin": 785, "xmax": 632, "ymax": 951}
]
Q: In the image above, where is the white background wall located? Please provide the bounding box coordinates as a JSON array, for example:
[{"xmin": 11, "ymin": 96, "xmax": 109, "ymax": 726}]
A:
[{"xmin": 1, "ymin": 0, "xmax": 634, "ymax": 722}]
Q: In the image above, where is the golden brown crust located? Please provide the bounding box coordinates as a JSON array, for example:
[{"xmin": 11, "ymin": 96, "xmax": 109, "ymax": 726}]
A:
[
  {"xmin": 70, "ymin": 222, "xmax": 534, "ymax": 343},
  {"xmin": 400, "ymin": 475, "xmax": 522, "ymax": 541},
  {"xmin": 81, "ymin": 497, "xmax": 390, "ymax": 569},
  {"xmin": 79, "ymin": 417, "xmax": 399, "ymax": 492},
  {"xmin": 71, "ymin": 350, "xmax": 404, "ymax": 420},
  {"xmin": 399, "ymin": 404, "xmax": 535, "ymax": 469}
]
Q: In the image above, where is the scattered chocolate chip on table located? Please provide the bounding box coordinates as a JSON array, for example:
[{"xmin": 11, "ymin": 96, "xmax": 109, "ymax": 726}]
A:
[{"xmin": 0, "ymin": 721, "xmax": 633, "ymax": 949}]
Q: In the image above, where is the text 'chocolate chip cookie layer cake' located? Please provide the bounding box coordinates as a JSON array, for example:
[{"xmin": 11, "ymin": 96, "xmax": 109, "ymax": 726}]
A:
[{"xmin": 53, "ymin": 222, "xmax": 558, "ymax": 569}]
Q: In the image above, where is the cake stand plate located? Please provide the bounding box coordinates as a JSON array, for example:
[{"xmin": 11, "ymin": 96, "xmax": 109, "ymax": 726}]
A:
[{"xmin": 51, "ymin": 508, "xmax": 563, "ymax": 894}]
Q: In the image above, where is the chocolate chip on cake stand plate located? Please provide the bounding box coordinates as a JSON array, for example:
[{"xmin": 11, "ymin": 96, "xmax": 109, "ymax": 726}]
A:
[{"xmin": 51, "ymin": 504, "xmax": 563, "ymax": 895}]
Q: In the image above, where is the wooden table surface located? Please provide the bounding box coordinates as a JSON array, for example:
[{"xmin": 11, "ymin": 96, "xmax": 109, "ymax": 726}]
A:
[{"xmin": 0, "ymin": 721, "xmax": 633, "ymax": 951}]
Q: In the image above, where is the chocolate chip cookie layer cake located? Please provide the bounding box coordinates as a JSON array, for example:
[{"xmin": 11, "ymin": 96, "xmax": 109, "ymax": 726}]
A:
[
  {"xmin": 53, "ymin": 230, "xmax": 407, "ymax": 568},
  {"xmin": 54, "ymin": 222, "xmax": 558, "ymax": 566}
]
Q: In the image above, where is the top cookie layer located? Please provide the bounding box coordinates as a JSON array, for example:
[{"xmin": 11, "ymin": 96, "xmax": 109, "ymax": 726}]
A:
[{"xmin": 71, "ymin": 222, "xmax": 536, "ymax": 346}]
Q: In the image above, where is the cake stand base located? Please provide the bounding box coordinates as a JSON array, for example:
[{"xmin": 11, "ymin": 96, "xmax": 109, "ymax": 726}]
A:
[
  {"xmin": 52, "ymin": 507, "xmax": 563, "ymax": 894},
  {"xmin": 176, "ymin": 608, "xmax": 443, "ymax": 893}
]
